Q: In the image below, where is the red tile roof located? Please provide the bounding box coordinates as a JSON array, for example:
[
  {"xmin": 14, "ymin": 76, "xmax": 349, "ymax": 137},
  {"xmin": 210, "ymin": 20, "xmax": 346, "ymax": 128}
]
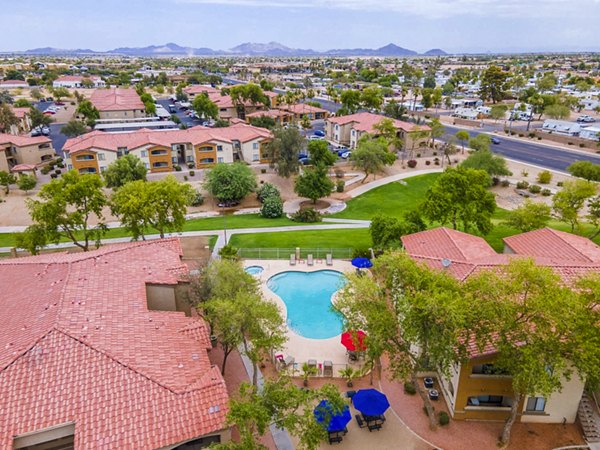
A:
[
  {"xmin": 280, "ymin": 103, "xmax": 328, "ymax": 115},
  {"xmin": 327, "ymin": 112, "xmax": 430, "ymax": 133},
  {"xmin": 0, "ymin": 239, "xmax": 228, "ymax": 448},
  {"xmin": 10, "ymin": 106, "xmax": 29, "ymax": 119},
  {"xmin": 63, "ymin": 123, "xmax": 271, "ymax": 155},
  {"xmin": 0, "ymin": 79, "xmax": 28, "ymax": 86},
  {"xmin": 184, "ymin": 85, "xmax": 220, "ymax": 95},
  {"xmin": 90, "ymin": 88, "xmax": 145, "ymax": 112},
  {"xmin": 55, "ymin": 75, "xmax": 102, "ymax": 83},
  {"xmin": 0, "ymin": 132, "xmax": 52, "ymax": 147}
]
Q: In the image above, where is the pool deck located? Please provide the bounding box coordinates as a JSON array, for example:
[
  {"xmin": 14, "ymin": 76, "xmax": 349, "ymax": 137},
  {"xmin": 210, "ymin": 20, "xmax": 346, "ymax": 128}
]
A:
[{"xmin": 245, "ymin": 258, "xmax": 363, "ymax": 375}]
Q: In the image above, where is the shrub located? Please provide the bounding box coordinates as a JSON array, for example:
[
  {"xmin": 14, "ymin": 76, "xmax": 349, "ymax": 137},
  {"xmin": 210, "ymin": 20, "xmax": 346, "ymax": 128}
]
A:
[
  {"xmin": 518, "ymin": 133, "xmax": 524, "ymax": 137},
  {"xmin": 537, "ymin": 170, "xmax": 552, "ymax": 184},
  {"xmin": 404, "ymin": 381, "xmax": 417, "ymax": 395},
  {"xmin": 510, "ymin": 131, "xmax": 516, "ymax": 135},
  {"xmin": 516, "ymin": 181, "xmax": 529, "ymax": 189},
  {"xmin": 189, "ymin": 170, "xmax": 195, "ymax": 176},
  {"xmin": 351, "ymin": 247, "xmax": 371, "ymax": 258},
  {"xmin": 407, "ymin": 159, "xmax": 417, "ymax": 168},
  {"xmin": 335, "ymin": 168, "xmax": 345, "ymax": 179},
  {"xmin": 54, "ymin": 169, "xmax": 62, "ymax": 175},
  {"xmin": 218, "ymin": 244, "xmax": 239, "ymax": 260},
  {"xmin": 492, "ymin": 177, "xmax": 500, "ymax": 186},
  {"xmin": 41, "ymin": 166, "xmax": 50, "ymax": 175},
  {"xmin": 580, "ymin": 143, "xmax": 585, "ymax": 148},
  {"xmin": 434, "ymin": 159, "xmax": 440, "ymax": 166},
  {"xmin": 501, "ymin": 179, "xmax": 510, "ymax": 187},
  {"xmin": 50, "ymin": 173, "xmax": 58, "ymax": 179},
  {"xmin": 336, "ymin": 180, "xmax": 344, "ymax": 193},
  {"xmin": 528, "ymin": 184, "xmax": 541, "ymax": 194},
  {"xmin": 291, "ymin": 207, "xmax": 322, "ymax": 223},
  {"xmin": 538, "ymin": 137, "xmax": 542, "ymax": 140},
  {"xmin": 187, "ymin": 162, "xmax": 194, "ymax": 169},
  {"xmin": 521, "ymin": 170, "xmax": 529, "ymax": 177},
  {"xmin": 541, "ymin": 188, "xmax": 552, "ymax": 196},
  {"xmin": 174, "ymin": 165, "xmax": 182, "ymax": 172},
  {"xmin": 190, "ymin": 190, "xmax": 204, "ymax": 207},
  {"xmin": 260, "ymin": 195, "xmax": 283, "ymax": 219},
  {"xmin": 438, "ymin": 411, "xmax": 450, "ymax": 426},
  {"xmin": 425, "ymin": 160, "xmax": 431, "ymax": 166},
  {"xmin": 256, "ymin": 182, "xmax": 280, "ymax": 203},
  {"xmin": 183, "ymin": 175, "xmax": 188, "ymax": 181},
  {"xmin": 416, "ymin": 153, "xmax": 421, "ymax": 158},
  {"xmin": 528, "ymin": 132, "xmax": 536, "ymax": 138},
  {"xmin": 568, "ymin": 142, "xmax": 573, "ymax": 145},
  {"xmin": 261, "ymin": 168, "xmax": 267, "ymax": 174},
  {"xmin": 432, "ymin": 151, "xmax": 438, "ymax": 156},
  {"xmin": 57, "ymin": 162, "xmax": 65, "ymax": 169},
  {"xmin": 557, "ymin": 181, "xmax": 564, "ymax": 187}
]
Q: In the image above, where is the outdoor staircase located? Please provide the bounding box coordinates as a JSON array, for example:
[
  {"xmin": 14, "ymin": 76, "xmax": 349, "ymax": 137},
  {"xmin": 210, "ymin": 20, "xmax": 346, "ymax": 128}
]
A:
[{"xmin": 578, "ymin": 393, "xmax": 600, "ymax": 443}]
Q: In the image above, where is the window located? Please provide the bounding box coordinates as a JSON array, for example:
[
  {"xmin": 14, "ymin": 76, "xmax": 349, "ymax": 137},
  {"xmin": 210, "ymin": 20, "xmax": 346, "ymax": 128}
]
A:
[
  {"xmin": 98, "ymin": 153, "xmax": 105, "ymax": 161},
  {"xmin": 252, "ymin": 142, "xmax": 259, "ymax": 150},
  {"xmin": 151, "ymin": 149, "xmax": 168, "ymax": 156},
  {"xmin": 141, "ymin": 150, "xmax": 148, "ymax": 157},
  {"xmin": 38, "ymin": 143, "xmax": 50, "ymax": 149},
  {"xmin": 186, "ymin": 155, "xmax": 194, "ymax": 162},
  {"xmin": 471, "ymin": 364, "xmax": 509, "ymax": 376},
  {"xmin": 79, "ymin": 167, "xmax": 97, "ymax": 174},
  {"xmin": 217, "ymin": 157, "xmax": 224, "ymax": 163},
  {"xmin": 144, "ymin": 163, "xmax": 150, "ymax": 169},
  {"xmin": 526, "ymin": 397, "xmax": 546, "ymax": 412},
  {"xmin": 200, "ymin": 158, "xmax": 214, "ymax": 164},
  {"xmin": 217, "ymin": 145, "xmax": 223, "ymax": 152},
  {"xmin": 467, "ymin": 395, "xmax": 512, "ymax": 408},
  {"xmin": 199, "ymin": 146, "xmax": 213, "ymax": 152},
  {"xmin": 67, "ymin": 164, "xmax": 73, "ymax": 170},
  {"xmin": 100, "ymin": 166, "xmax": 106, "ymax": 172},
  {"xmin": 117, "ymin": 147, "xmax": 128, "ymax": 157},
  {"xmin": 152, "ymin": 162, "xmax": 168, "ymax": 168},
  {"xmin": 252, "ymin": 154, "xmax": 259, "ymax": 161},
  {"xmin": 76, "ymin": 154, "xmax": 94, "ymax": 161}
]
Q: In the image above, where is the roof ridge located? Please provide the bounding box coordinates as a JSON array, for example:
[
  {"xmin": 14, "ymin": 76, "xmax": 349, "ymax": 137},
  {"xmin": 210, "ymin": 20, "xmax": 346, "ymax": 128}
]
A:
[
  {"xmin": 0, "ymin": 325, "xmax": 57, "ymax": 374},
  {"xmin": 440, "ymin": 227, "xmax": 471, "ymax": 261}
]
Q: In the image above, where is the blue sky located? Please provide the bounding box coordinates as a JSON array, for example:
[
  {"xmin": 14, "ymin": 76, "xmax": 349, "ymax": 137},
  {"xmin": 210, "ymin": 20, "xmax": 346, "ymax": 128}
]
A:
[{"xmin": 2, "ymin": 0, "xmax": 599, "ymax": 53}]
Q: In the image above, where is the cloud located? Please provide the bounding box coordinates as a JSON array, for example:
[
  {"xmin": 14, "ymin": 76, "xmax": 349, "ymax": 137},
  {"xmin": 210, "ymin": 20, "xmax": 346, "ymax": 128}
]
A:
[{"xmin": 174, "ymin": 0, "xmax": 600, "ymax": 19}]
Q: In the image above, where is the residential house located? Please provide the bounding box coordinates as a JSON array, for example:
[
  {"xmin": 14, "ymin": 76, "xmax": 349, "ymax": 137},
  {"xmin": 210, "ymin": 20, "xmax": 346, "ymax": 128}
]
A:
[
  {"xmin": 542, "ymin": 120, "xmax": 581, "ymax": 136},
  {"xmin": 53, "ymin": 75, "xmax": 105, "ymax": 89},
  {"xmin": 580, "ymin": 126, "xmax": 600, "ymax": 141},
  {"xmin": 402, "ymin": 227, "xmax": 600, "ymax": 423},
  {"xmin": 0, "ymin": 133, "xmax": 55, "ymax": 172},
  {"xmin": 279, "ymin": 103, "xmax": 329, "ymax": 120},
  {"xmin": 63, "ymin": 122, "xmax": 272, "ymax": 173},
  {"xmin": 325, "ymin": 112, "xmax": 430, "ymax": 150},
  {"xmin": 89, "ymin": 88, "xmax": 147, "ymax": 120},
  {"xmin": 0, "ymin": 239, "xmax": 231, "ymax": 449},
  {"xmin": 246, "ymin": 109, "xmax": 293, "ymax": 126},
  {"xmin": 452, "ymin": 107, "xmax": 480, "ymax": 120},
  {"xmin": 183, "ymin": 85, "xmax": 220, "ymax": 98},
  {"xmin": 0, "ymin": 79, "xmax": 29, "ymax": 89}
]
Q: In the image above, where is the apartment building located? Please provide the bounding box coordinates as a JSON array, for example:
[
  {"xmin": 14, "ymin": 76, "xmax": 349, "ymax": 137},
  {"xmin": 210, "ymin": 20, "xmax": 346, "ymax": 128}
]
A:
[
  {"xmin": 63, "ymin": 122, "xmax": 272, "ymax": 174},
  {"xmin": 1, "ymin": 106, "xmax": 32, "ymax": 135},
  {"xmin": 89, "ymin": 88, "xmax": 147, "ymax": 120},
  {"xmin": 246, "ymin": 108, "xmax": 293, "ymax": 126},
  {"xmin": 279, "ymin": 103, "xmax": 329, "ymax": 120},
  {"xmin": 0, "ymin": 133, "xmax": 55, "ymax": 172},
  {"xmin": 0, "ymin": 239, "xmax": 230, "ymax": 449},
  {"xmin": 325, "ymin": 112, "xmax": 430, "ymax": 149},
  {"xmin": 401, "ymin": 227, "xmax": 600, "ymax": 423}
]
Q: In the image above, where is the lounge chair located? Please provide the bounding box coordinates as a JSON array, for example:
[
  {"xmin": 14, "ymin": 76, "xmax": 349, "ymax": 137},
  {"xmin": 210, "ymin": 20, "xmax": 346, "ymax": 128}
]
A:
[
  {"xmin": 307, "ymin": 254, "xmax": 314, "ymax": 266},
  {"xmin": 326, "ymin": 253, "xmax": 333, "ymax": 266},
  {"xmin": 283, "ymin": 355, "xmax": 295, "ymax": 367},
  {"xmin": 290, "ymin": 254, "xmax": 296, "ymax": 266},
  {"xmin": 323, "ymin": 360, "xmax": 333, "ymax": 377}
]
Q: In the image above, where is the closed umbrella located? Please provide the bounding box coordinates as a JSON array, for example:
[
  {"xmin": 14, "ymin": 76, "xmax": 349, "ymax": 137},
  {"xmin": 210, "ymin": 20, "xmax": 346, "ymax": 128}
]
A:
[
  {"xmin": 351, "ymin": 257, "xmax": 373, "ymax": 269},
  {"xmin": 352, "ymin": 389, "xmax": 390, "ymax": 416},
  {"xmin": 341, "ymin": 330, "xmax": 367, "ymax": 352},
  {"xmin": 314, "ymin": 400, "xmax": 352, "ymax": 432}
]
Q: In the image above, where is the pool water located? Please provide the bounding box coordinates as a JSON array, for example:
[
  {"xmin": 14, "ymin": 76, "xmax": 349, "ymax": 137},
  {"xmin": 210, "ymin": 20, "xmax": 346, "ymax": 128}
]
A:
[
  {"xmin": 267, "ymin": 270, "xmax": 347, "ymax": 339},
  {"xmin": 245, "ymin": 265, "xmax": 264, "ymax": 275}
]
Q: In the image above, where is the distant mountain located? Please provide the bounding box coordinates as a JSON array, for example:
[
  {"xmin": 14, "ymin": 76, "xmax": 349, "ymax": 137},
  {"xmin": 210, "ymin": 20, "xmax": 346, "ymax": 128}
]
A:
[
  {"xmin": 12, "ymin": 42, "xmax": 445, "ymax": 57},
  {"xmin": 423, "ymin": 48, "xmax": 448, "ymax": 56}
]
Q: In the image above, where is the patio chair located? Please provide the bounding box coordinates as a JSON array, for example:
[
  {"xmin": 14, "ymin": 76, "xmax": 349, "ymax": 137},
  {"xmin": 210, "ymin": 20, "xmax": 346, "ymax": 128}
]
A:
[
  {"xmin": 328, "ymin": 434, "xmax": 343, "ymax": 444},
  {"xmin": 323, "ymin": 360, "xmax": 333, "ymax": 377},
  {"xmin": 283, "ymin": 355, "xmax": 295, "ymax": 367},
  {"xmin": 307, "ymin": 254, "xmax": 314, "ymax": 266},
  {"xmin": 308, "ymin": 359, "xmax": 317, "ymax": 370},
  {"xmin": 290, "ymin": 254, "xmax": 296, "ymax": 266},
  {"xmin": 355, "ymin": 414, "xmax": 366, "ymax": 428},
  {"xmin": 326, "ymin": 253, "xmax": 333, "ymax": 266}
]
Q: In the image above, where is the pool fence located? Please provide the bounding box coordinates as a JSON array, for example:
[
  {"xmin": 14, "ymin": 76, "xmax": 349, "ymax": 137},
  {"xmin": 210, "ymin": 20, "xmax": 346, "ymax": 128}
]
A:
[{"xmin": 237, "ymin": 247, "xmax": 354, "ymax": 260}]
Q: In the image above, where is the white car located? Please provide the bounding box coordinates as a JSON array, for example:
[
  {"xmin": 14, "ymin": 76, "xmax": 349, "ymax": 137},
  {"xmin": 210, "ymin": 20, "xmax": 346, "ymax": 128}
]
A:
[{"xmin": 308, "ymin": 135, "xmax": 324, "ymax": 141}]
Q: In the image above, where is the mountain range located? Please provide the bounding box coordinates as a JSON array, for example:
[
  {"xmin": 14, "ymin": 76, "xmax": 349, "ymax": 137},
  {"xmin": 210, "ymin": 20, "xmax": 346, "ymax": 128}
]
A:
[{"xmin": 16, "ymin": 42, "xmax": 447, "ymax": 57}]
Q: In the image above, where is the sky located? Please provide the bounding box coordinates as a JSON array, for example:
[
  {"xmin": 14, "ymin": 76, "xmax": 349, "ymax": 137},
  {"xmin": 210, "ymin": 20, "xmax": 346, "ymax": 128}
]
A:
[{"xmin": 2, "ymin": 0, "xmax": 600, "ymax": 53}]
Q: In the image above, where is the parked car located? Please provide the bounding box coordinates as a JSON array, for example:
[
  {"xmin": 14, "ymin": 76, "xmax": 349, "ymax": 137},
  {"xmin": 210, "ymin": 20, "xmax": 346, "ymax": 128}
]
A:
[
  {"xmin": 340, "ymin": 151, "xmax": 352, "ymax": 159},
  {"xmin": 299, "ymin": 157, "xmax": 311, "ymax": 165},
  {"xmin": 298, "ymin": 153, "xmax": 309, "ymax": 160},
  {"xmin": 314, "ymin": 130, "xmax": 325, "ymax": 137},
  {"xmin": 577, "ymin": 115, "xmax": 596, "ymax": 123},
  {"xmin": 337, "ymin": 147, "xmax": 350, "ymax": 157},
  {"xmin": 168, "ymin": 104, "xmax": 177, "ymax": 113},
  {"xmin": 31, "ymin": 128, "xmax": 41, "ymax": 137},
  {"xmin": 41, "ymin": 126, "xmax": 50, "ymax": 136},
  {"xmin": 308, "ymin": 135, "xmax": 323, "ymax": 141},
  {"xmin": 54, "ymin": 101, "xmax": 65, "ymax": 106},
  {"xmin": 491, "ymin": 137, "xmax": 501, "ymax": 145}
]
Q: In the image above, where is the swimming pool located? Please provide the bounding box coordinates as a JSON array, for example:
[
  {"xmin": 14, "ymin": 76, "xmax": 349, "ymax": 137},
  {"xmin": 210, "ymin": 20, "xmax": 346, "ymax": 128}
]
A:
[
  {"xmin": 245, "ymin": 265, "xmax": 264, "ymax": 275},
  {"xmin": 267, "ymin": 270, "xmax": 347, "ymax": 339}
]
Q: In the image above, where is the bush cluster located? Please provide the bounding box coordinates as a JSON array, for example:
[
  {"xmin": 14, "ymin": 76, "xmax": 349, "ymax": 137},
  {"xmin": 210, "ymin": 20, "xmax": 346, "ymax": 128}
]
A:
[
  {"xmin": 291, "ymin": 207, "xmax": 322, "ymax": 223},
  {"xmin": 407, "ymin": 160, "xmax": 417, "ymax": 168},
  {"xmin": 257, "ymin": 182, "xmax": 283, "ymax": 219},
  {"xmin": 528, "ymin": 184, "xmax": 542, "ymax": 194},
  {"xmin": 537, "ymin": 170, "xmax": 552, "ymax": 184},
  {"xmin": 516, "ymin": 181, "xmax": 529, "ymax": 189}
]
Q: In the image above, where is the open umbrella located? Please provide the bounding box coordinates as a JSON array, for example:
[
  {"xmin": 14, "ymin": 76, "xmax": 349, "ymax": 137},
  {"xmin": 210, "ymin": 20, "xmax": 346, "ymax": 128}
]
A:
[
  {"xmin": 352, "ymin": 389, "xmax": 390, "ymax": 416},
  {"xmin": 314, "ymin": 400, "xmax": 352, "ymax": 432},
  {"xmin": 341, "ymin": 330, "xmax": 367, "ymax": 352},
  {"xmin": 351, "ymin": 257, "xmax": 373, "ymax": 269}
]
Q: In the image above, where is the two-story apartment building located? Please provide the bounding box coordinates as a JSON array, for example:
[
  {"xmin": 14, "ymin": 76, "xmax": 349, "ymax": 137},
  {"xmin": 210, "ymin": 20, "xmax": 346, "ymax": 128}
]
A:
[
  {"xmin": 1, "ymin": 106, "xmax": 32, "ymax": 135},
  {"xmin": 401, "ymin": 227, "xmax": 600, "ymax": 423},
  {"xmin": 279, "ymin": 103, "xmax": 329, "ymax": 120},
  {"xmin": 63, "ymin": 123, "xmax": 272, "ymax": 174},
  {"xmin": 0, "ymin": 133, "xmax": 55, "ymax": 172},
  {"xmin": 325, "ymin": 112, "xmax": 430, "ymax": 149},
  {"xmin": 89, "ymin": 88, "xmax": 147, "ymax": 120}
]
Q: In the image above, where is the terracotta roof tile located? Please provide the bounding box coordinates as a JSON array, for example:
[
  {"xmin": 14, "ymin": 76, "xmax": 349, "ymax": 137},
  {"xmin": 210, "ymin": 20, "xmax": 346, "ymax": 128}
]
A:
[
  {"xmin": 327, "ymin": 112, "xmax": 430, "ymax": 133},
  {"xmin": 90, "ymin": 88, "xmax": 145, "ymax": 112}
]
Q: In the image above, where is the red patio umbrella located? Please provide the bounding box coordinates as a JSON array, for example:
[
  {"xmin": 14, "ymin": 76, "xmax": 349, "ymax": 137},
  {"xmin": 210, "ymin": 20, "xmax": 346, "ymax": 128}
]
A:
[{"xmin": 341, "ymin": 330, "xmax": 367, "ymax": 352}]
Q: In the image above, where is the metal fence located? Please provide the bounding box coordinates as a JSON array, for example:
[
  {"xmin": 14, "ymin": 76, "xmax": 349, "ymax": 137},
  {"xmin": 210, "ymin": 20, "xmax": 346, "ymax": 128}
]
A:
[{"xmin": 237, "ymin": 248, "xmax": 354, "ymax": 260}]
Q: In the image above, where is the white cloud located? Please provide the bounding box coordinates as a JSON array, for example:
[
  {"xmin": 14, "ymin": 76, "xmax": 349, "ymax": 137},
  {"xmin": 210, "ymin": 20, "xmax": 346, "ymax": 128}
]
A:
[{"xmin": 175, "ymin": 0, "xmax": 600, "ymax": 19}]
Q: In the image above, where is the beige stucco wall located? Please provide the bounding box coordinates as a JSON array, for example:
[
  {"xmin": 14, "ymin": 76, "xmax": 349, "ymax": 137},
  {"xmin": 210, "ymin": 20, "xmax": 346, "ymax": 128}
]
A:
[{"xmin": 520, "ymin": 373, "xmax": 584, "ymax": 424}]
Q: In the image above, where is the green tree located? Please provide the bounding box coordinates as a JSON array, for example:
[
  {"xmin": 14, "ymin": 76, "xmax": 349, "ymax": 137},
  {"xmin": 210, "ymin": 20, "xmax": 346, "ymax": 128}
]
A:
[
  {"xmin": 461, "ymin": 149, "xmax": 512, "ymax": 178},
  {"xmin": 0, "ymin": 103, "xmax": 19, "ymax": 133},
  {"xmin": 350, "ymin": 137, "xmax": 396, "ymax": 183},
  {"xmin": 586, "ymin": 196, "xmax": 600, "ymax": 239},
  {"xmin": 429, "ymin": 118, "xmax": 445, "ymax": 148},
  {"xmin": 30, "ymin": 88, "xmax": 44, "ymax": 101},
  {"xmin": 468, "ymin": 134, "xmax": 492, "ymax": 152},
  {"xmin": 373, "ymin": 118, "xmax": 402, "ymax": 151},
  {"xmin": 51, "ymin": 87, "xmax": 70, "ymax": 102},
  {"xmin": 383, "ymin": 100, "xmax": 407, "ymax": 120},
  {"xmin": 455, "ymin": 130, "xmax": 470, "ymax": 154},
  {"xmin": 204, "ymin": 162, "xmax": 257, "ymax": 203},
  {"xmin": 294, "ymin": 164, "xmax": 334, "ymax": 204},
  {"xmin": 249, "ymin": 116, "xmax": 277, "ymax": 130},
  {"xmin": 60, "ymin": 120, "xmax": 88, "ymax": 137},
  {"xmin": 490, "ymin": 104, "xmax": 508, "ymax": 122},
  {"xmin": 360, "ymin": 86, "xmax": 383, "ymax": 110},
  {"xmin": 503, "ymin": 199, "xmax": 552, "ymax": 232},
  {"xmin": 103, "ymin": 154, "xmax": 148, "ymax": 189},
  {"xmin": 76, "ymin": 100, "xmax": 100, "ymax": 127},
  {"xmin": 340, "ymin": 89, "xmax": 361, "ymax": 114},
  {"xmin": 369, "ymin": 212, "xmax": 425, "ymax": 250},
  {"xmin": 29, "ymin": 106, "xmax": 53, "ymax": 129},
  {"xmin": 335, "ymin": 252, "xmax": 472, "ymax": 429},
  {"xmin": 266, "ymin": 126, "xmax": 304, "ymax": 178},
  {"xmin": 0, "ymin": 170, "xmax": 17, "ymax": 194},
  {"xmin": 544, "ymin": 103, "xmax": 571, "ymax": 119},
  {"xmin": 0, "ymin": 91, "xmax": 13, "ymax": 104},
  {"xmin": 80, "ymin": 77, "xmax": 95, "ymax": 89},
  {"xmin": 552, "ymin": 179, "xmax": 598, "ymax": 231},
  {"xmin": 466, "ymin": 259, "xmax": 600, "ymax": 446},
  {"xmin": 422, "ymin": 167, "xmax": 496, "ymax": 234},
  {"xmin": 568, "ymin": 161, "xmax": 600, "ymax": 182},
  {"xmin": 300, "ymin": 114, "xmax": 311, "ymax": 129},
  {"xmin": 307, "ymin": 140, "xmax": 336, "ymax": 167},
  {"xmin": 192, "ymin": 93, "xmax": 218, "ymax": 120},
  {"xmin": 260, "ymin": 195, "xmax": 283, "ymax": 219},
  {"xmin": 13, "ymin": 99, "xmax": 31, "ymax": 107},
  {"xmin": 536, "ymin": 73, "xmax": 558, "ymax": 92},
  {"xmin": 17, "ymin": 174, "xmax": 37, "ymax": 194},
  {"xmin": 21, "ymin": 170, "xmax": 107, "ymax": 252},
  {"xmin": 479, "ymin": 65, "xmax": 509, "ymax": 103}
]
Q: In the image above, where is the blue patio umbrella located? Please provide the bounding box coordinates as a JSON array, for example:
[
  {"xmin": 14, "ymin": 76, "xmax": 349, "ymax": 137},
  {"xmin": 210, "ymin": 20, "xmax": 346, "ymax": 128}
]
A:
[
  {"xmin": 352, "ymin": 389, "xmax": 390, "ymax": 416},
  {"xmin": 351, "ymin": 257, "xmax": 373, "ymax": 269},
  {"xmin": 314, "ymin": 400, "xmax": 352, "ymax": 432}
]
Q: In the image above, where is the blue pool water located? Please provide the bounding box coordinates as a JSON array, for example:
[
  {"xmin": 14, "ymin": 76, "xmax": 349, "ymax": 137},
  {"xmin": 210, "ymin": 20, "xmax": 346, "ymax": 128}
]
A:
[
  {"xmin": 267, "ymin": 270, "xmax": 347, "ymax": 339},
  {"xmin": 245, "ymin": 265, "xmax": 264, "ymax": 275}
]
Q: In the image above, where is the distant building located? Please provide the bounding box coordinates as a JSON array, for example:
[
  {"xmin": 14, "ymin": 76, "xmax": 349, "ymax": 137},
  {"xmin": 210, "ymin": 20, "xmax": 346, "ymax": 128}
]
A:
[
  {"xmin": 580, "ymin": 126, "xmax": 600, "ymax": 141},
  {"xmin": 278, "ymin": 103, "xmax": 329, "ymax": 120},
  {"xmin": 0, "ymin": 133, "xmax": 55, "ymax": 172},
  {"xmin": 0, "ymin": 79, "xmax": 29, "ymax": 89},
  {"xmin": 542, "ymin": 120, "xmax": 581, "ymax": 136},
  {"xmin": 53, "ymin": 75, "xmax": 105, "ymax": 89},
  {"xmin": 89, "ymin": 88, "xmax": 146, "ymax": 120}
]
